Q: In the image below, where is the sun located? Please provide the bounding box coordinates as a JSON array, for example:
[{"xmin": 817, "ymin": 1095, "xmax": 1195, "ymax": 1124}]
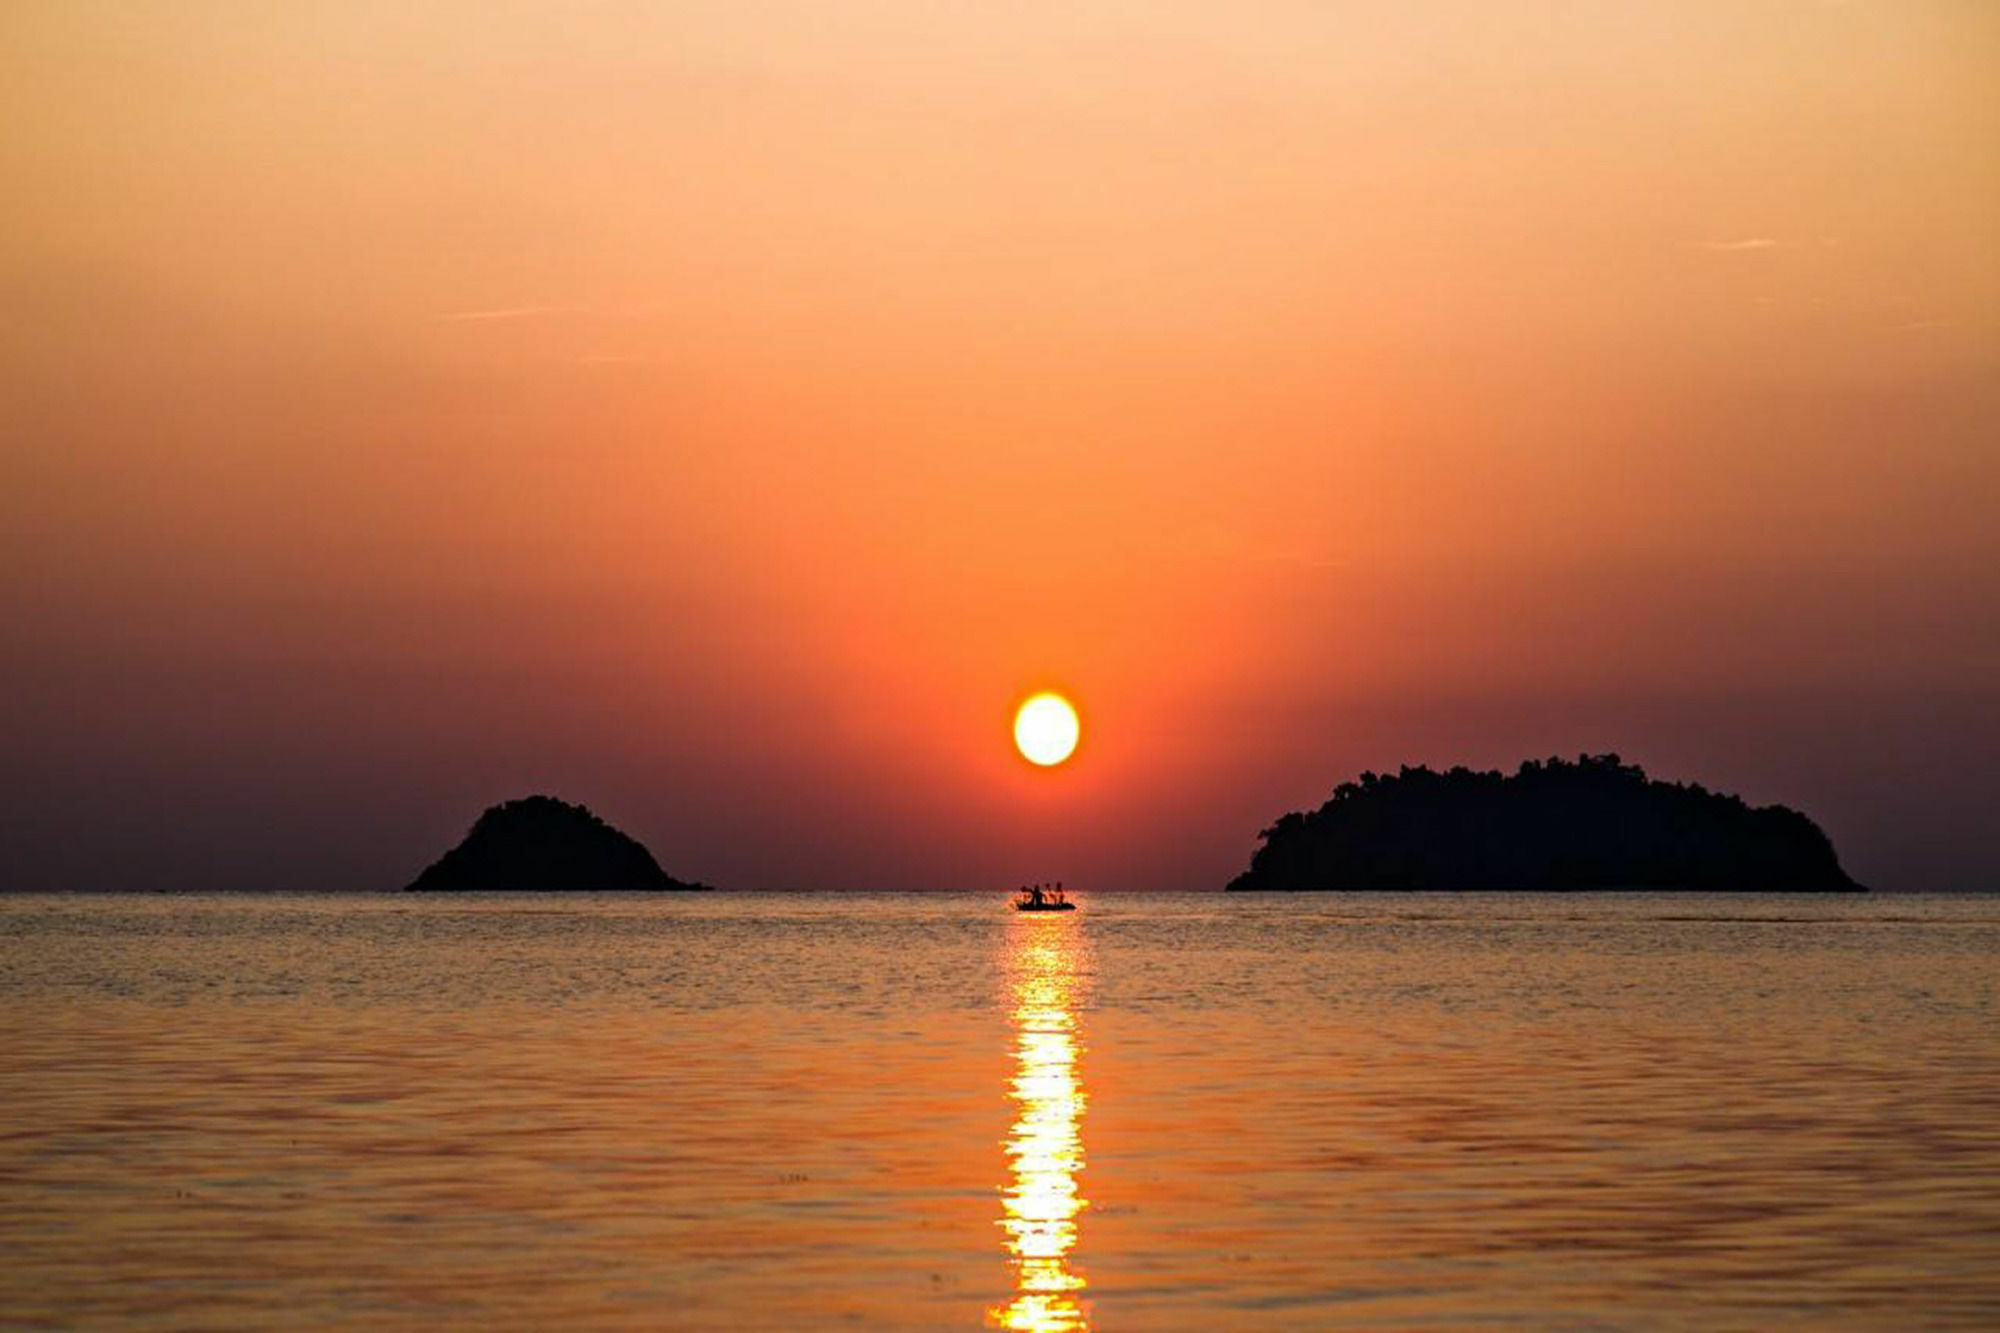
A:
[{"xmin": 1013, "ymin": 693, "xmax": 1081, "ymax": 767}]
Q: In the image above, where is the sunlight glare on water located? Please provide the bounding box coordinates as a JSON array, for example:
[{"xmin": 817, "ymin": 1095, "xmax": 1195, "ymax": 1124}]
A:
[{"xmin": 992, "ymin": 917, "xmax": 1090, "ymax": 1332}]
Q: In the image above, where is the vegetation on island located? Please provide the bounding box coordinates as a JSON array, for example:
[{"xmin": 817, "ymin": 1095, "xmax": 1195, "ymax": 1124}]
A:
[
  {"xmin": 1226, "ymin": 754, "xmax": 1860, "ymax": 892},
  {"xmin": 405, "ymin": 795, "xmax": 708, "ymax": 891}
]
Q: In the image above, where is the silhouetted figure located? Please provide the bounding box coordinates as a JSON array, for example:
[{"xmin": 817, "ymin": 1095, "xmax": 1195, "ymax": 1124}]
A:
[
  {"xmin": 1226, "ymin": 754, "xmax": 1861, "ymax": 892},
  {"xmin": 1014, "ymin": 881, "xmax": 1078, "ymax": 911},
  {"xmin": 405, "ymin": 795, "xmax": 710, "ymax": 891}
]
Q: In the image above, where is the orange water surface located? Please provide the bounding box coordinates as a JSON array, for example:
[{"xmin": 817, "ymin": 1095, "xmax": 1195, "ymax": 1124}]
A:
[{"xmin": 2, "ymin": 892, "xmax": 1997, "ymax": 1329}]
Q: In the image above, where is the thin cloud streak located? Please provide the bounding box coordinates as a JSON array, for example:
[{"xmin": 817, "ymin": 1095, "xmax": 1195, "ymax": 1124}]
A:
[{"xmin": 433, "ymin": 304, "xmax": 587, "ymax": 322}]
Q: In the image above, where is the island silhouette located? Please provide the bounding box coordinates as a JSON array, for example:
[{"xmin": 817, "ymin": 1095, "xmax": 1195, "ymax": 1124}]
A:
[
  {"xmin": 1227, "ymin": 753, "xmax": 1860, "ymax": 892},
  {"xmin": 405, "ymin": 795, "xmax": 709, "ymax": 891}
]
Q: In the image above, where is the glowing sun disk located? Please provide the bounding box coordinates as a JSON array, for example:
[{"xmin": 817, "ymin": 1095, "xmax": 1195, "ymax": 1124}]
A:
[{"xmin": 1014, "ymin": 694, "xmax": 1080, "ymax": 767}]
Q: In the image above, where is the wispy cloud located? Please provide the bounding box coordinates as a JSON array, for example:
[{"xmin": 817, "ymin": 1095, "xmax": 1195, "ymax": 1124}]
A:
[
  {"xmin": 433, "ymin": 304, "xmax": 586, "ymax": 322},
  {"xmin": 1700, "ymin": 238, "xmax": 1780, "ymax": 252}
]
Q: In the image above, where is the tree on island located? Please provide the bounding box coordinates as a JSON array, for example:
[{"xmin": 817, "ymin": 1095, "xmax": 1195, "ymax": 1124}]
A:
[
  {"xmin": 1226, "ymin": 754, "xmax": 1859, "ymax": 892},
  {"xmin": 406, "ymin": 795, "xmax": 709, "ymax": 891}
]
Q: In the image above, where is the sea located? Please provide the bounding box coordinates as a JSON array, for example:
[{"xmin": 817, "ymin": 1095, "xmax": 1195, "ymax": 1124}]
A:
[{"xmin": 2, "ymin": 891, "xmax": 1995, "ymax": 1330}]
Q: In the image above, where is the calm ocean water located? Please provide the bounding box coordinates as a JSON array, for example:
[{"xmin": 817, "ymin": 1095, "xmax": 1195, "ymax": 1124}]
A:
[{"xmin": 2, "ymin": 892, "xmax": 1995, "ymax": 1330}]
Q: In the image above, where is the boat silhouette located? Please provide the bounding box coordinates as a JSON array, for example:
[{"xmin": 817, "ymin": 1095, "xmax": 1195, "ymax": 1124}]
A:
[{"xmin": 1013, "ymin": 884, "xmax": 1076, "ymax": 912}]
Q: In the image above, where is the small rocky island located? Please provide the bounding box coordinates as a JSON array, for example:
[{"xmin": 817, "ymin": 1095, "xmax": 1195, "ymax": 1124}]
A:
[
  {"xmin": 1227, "ymin": 754, "xmax": 1860, "ymax": 892},
  {"xmin": 406, "ymin": 795, "xmax": 709, "ymax": 891}
]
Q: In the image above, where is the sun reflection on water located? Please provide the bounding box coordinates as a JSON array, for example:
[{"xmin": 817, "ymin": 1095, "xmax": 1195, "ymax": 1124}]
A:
[{"xmin": 990, "ymin": 916, "xmax": 1090, "ymax": 1332}]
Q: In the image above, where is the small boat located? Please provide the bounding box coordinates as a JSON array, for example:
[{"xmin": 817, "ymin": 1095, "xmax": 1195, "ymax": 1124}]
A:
[{"xmin": 1014, "ymin": 886, "xmax": 1076, "ymax": 912}]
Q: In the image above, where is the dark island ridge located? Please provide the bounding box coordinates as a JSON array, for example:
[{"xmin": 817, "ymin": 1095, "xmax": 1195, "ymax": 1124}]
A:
[
  {"xmin": 1227, "ymin": 754, "xmax": 1861, "ymax": 892},
  {"xmin": 406, "ymin": 795, "xmax": 708, "ymax": 892}
]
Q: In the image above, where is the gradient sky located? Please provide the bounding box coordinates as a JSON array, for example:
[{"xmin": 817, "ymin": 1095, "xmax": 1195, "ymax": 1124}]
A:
[{"xmin": 3, "ymin": 1, "xmax": 1995, "ymax": 892}]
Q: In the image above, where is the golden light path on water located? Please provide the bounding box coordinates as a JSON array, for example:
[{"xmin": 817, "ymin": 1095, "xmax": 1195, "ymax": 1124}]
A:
[{"xmin": 991, "ymin": 916, "xmax": 1091, "ymax": 1332}]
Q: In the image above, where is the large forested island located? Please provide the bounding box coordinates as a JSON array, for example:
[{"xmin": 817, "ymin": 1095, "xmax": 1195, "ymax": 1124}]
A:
[
  {"xmin": 406, "ymin": 795, "xmax": 708, "ymax": 891},
  {"xmin": 1227, "ymin": 754, "xmax": 1859, "ymax": 892}
]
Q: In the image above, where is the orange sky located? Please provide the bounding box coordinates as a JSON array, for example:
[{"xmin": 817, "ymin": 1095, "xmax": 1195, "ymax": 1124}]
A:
[{"xmin": 3, "ymin": 1, "xmax": 1995, "ymax": 890}]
